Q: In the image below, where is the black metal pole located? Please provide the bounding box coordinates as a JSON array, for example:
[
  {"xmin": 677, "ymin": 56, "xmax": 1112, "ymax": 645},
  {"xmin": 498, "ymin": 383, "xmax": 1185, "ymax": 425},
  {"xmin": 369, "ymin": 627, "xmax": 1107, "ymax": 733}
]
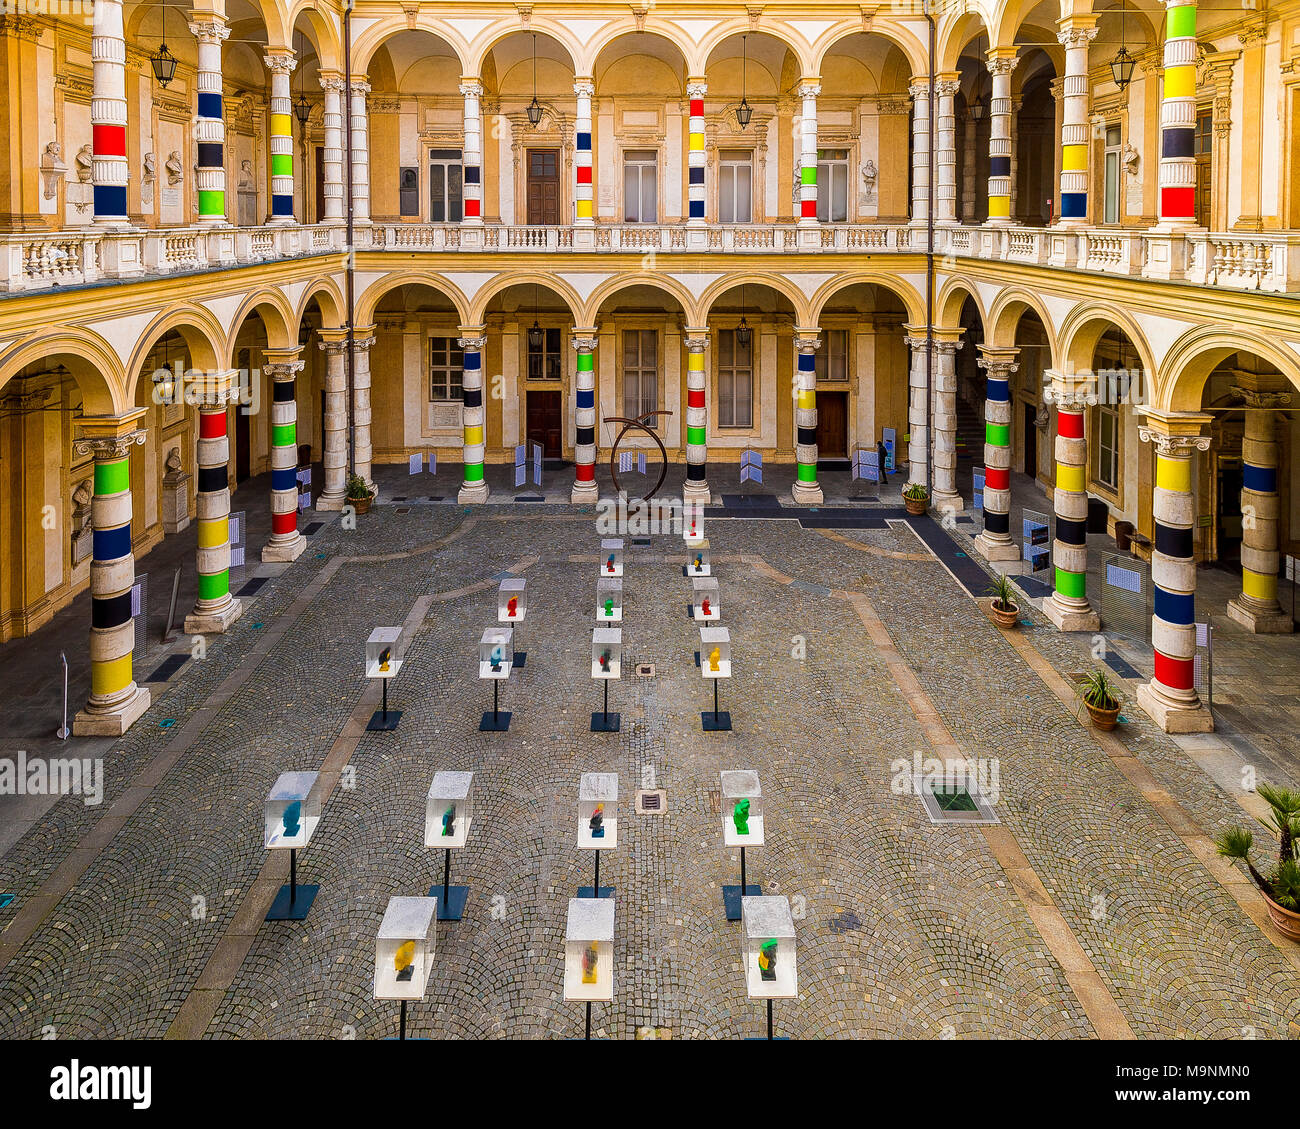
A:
[
  {"xmin": 603, "ymin": 679, "xmax": 609, "ymax": 724},
  {"xmin": 442, "ymin": 848, "xmax": 451, "ymax": 913},
  {"xmin": 289, "ymin": 848, "xmax": 297, "ymax": 906},
  {"xmin": 767, "ymin": 999, "xmax": 773, "ymax": 1041},
  {"xmin": 380, "ymin": 678, "xmax": 388, "ymax": 722},
  {"xmin": 713, "ymin": 678, "xmax": 719, "ymax": 721},
  {"xmin": 493, "ymin": 679, "xmax": 499, "ymax": 725},
  {"xmin": 740, "ymin": 845, "xmax": 746, "ymax": 896},
  {"xmin": 593, "ymin": 851, "xmax": 600, "ymax": 896},
  {"xmin": 400, "ymin": 1000, "xmax": 406, "ymax": 1041},
  {"xmin": 585, "ymin": 1001, "xmax": 591, "ymax": 1041}
]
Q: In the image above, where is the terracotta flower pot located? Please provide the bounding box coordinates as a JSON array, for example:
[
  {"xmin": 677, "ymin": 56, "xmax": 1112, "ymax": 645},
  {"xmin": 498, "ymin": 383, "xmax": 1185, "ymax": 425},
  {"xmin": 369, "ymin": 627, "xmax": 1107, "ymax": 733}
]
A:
[
  {"xmin": 904, "ymin": 496, "xmax": 928, "ymax": 515},
  {"xmin": 1264, "ymin": 892, "xmax": 1300, "ymax": 941},
  {"xmin": 349, "ymin": 494, "xmax": 373, "ymax": 515},
  {"xmin": 989, "ymin": 600, "xmax": 1020, "ymax": 629},
  {"xmin": 1085, "ymin": 699, "xmax": 1121, "ymax": 731}
]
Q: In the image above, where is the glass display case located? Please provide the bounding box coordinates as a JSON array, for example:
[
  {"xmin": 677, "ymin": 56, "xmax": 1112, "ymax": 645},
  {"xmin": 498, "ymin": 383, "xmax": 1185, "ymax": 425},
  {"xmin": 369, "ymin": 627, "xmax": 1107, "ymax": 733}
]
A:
[
  {"xmin": 563, "ymin": 896, "xmax": 615, "ymax": 1002},
  {"xmin": 264, "ymin": 771, "xmax": 320, "ymax": 850},
  {"xmin": 596, "ymin": 577, "xmax": 623, "ymax": 622},
  {"xmin": 599, "ymin": 538, "xmax": 624, "ymax": 577},
  {"xmin": 373, "ymin": 896, "xmax": 437, "ymax": 1002},
  {"xmin": 692, "ymin": 576, "xmax": 720, "ymax": 622},
  {"xmin": 365, "ymin": 627, "xmax": 404, "ymax": 680},
  {"xmin": 577, "ymin": 772, "xmax": 618, "ymax": 850},
  {"xmin": 424, "ymin": 771, "xmax": 473, "ymax": 849},
  {"xmin": 742, "ymin": 895, "xmax": 797, "ymax": 999}
]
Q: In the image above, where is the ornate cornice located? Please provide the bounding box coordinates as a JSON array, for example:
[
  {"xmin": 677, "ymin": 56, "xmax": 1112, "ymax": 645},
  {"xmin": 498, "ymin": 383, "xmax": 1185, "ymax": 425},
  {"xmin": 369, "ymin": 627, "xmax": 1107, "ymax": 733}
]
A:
[
  {"xmin": 74, "ymin": 430, "xmax": 146, "ymax": 461},
  {"xmin": 1138, "ymin": 428, "xmax": 1211, "ymax": 456}
]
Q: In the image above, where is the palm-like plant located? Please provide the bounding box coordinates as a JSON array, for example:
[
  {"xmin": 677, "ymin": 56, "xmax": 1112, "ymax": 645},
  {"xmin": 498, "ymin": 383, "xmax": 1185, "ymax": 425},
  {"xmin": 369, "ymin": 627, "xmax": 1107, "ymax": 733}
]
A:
[
  {"xmin": 1077, "ymin": 668, "xmax": 1119, "ymax": 711},
  {"xmin": 1215, "ymin": 781, "xmax": 1300, "ymax": 912},
  {"xmin": 986, "ymin": 573, "xmax": 1017, "ymax": 613},
  {"xmin": 902, "ymin": 482, "xmax": 929, "ymax": 502},
  {"xmin": 1257, "ymin": 782, "xmax": 1300, "ymax": 864}
]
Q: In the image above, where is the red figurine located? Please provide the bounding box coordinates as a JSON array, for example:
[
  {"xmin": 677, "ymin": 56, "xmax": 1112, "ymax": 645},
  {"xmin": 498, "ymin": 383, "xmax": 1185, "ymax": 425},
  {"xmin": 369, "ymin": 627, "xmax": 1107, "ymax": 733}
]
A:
[
  {"xmin": 606, "ymin": 555, "xmax": 615, "ymax": 573},
  {"xmin": 507, "ymin": 596, "xmax": 518, "ymax": 617},
  {"xmin": 701, "ymin": 598, "xmax": 711, "ymax": 617}
]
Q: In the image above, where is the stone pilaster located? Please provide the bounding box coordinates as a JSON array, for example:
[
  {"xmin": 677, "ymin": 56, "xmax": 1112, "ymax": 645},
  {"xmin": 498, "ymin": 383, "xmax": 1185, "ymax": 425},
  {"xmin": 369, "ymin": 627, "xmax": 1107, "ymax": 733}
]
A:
[
  {"xmin": 1043, "ymin": 371, "xmax": 1100, "ymax": 631},
  {"xmin": 261, "ymin": 348, "xmax": 306, "ymax": 561},
  {"xmin": 974, "ymin": 346, "xmax": 1020, "ymax": 560},
  {"xmin": 185, "ymin": 370, "xmax": 243, "ymax": 633},
  {"xmin": 457, "ymin": 328, "xmax": 489, "ymax": 504},
  {"xmin": 792, "ymin": 330, "xmax": 823, "ymax": 505},
  {"xmin": 683, "ymin": 329, "xmax": 710, "ymax": 504}
]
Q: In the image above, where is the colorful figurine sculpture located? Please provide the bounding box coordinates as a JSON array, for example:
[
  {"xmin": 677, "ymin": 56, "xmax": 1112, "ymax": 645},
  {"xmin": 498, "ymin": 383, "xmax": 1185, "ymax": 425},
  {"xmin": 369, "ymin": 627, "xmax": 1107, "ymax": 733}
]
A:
[
  {"xmin": 733, "ymin": 798, "xmax": 750, "ymax": 836},
  {"xmin": 394, "ymin": 940, "xmax": 416, "ymax": 982},
  {"xmin": 582, "ymin": 943, "xmax": 598, "ymax": 984},
  {"xmin": 599, "ymin": 648, "xmax": 611, "ymax": 672},
  {"xmin": 282, "ymin": 800, "xmax": 302, "ymax": 839},
  {"xmin": 693, "ymin": 552, "xmax": 703, "ymax": 571},
  {"xmin": 507, "ymin": 596, "xmax": 518, "ymax": 618},
  {"xmin": 603, "ymin": 596, "xmax": 614, "ymax": 617},
  {"xmin": 701, "ymin": 598, "xmax": 711, "ymax": 617},
  {"xmin": 689, "ymin": 517, "xmax": 697, "ymax": 537},
  {"xmin": 378, "ymin": 647, "xmax": 391, "ymax": 673},
  {"xmin": 442, "ymin": 804, "xmax": 455, "ymax": 837},
  {"xmin": 490, "ymin": 644, "xmax": 504, "ymax": 672},
  {"xmin": 759, "ymin": 938, "xmax": 777, "ymax": 982},
  {"xmin": 606, "ymin": 554, "xmax": 616, "ymax": 573},
  {"xmin": 589, "ymin": 803, "xmax": 605, "ymax": 838},
  {"xmin": 708, "ymin": 646, "xmax": 720, "ymax": 672}
]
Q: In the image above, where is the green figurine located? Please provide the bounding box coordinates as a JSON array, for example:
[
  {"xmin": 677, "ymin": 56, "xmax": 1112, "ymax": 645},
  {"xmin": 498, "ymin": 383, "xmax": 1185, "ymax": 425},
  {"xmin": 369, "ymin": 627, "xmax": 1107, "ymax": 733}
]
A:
[
  {"xmin": 733, "ymin": 798, "xmax": 750, "ymax": 836},
  {"xmin": 603, "ymin": 596, "xmax": 614, "ymax": 617},
  {"xmin": 759, "ymin": 938, "xmax": 777, "ymax": 981}
]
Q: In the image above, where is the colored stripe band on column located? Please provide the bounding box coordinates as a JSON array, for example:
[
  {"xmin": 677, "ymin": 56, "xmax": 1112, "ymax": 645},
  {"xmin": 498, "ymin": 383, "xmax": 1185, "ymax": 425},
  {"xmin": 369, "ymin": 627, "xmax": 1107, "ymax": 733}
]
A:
[
  {"xmin": 1243, "ymin": 463, "xmax": 1276, "ymax": 492},
  {"xmin": 1154, "ymin": 651, "xmax": 1195, "ymax": 691},
  {"xmin": 1154, "ymin": 586, "xmax": 1195, "ymax": 624},
  {"xmin": 94, "ymin": 457, "xmax": 130, "ymax": 496},
  {"xmin": 985, "ymin": 512, "xmax": 1009, "ymax": 535},
  {"xmin": 198, "ymin": 465, "xmax": 228, "ymax": 493},
  {"xmin": 92, "ymin": 592, "xmax": 133, "ymax": 629},
  {"xmin": 1054, "ymin": 568, "xmax": 1086, "ymax": 599},
  {"xmin": 199, "ymin": 411, "xmax": 227, "ymax": 439},
  {"xmin": 198, "ymin": 570, "xmax": 230, "ymax": 601},
  {"xmin": 1057, "ymin": 517, "xmax": 1087, "ymax": 545},
  {"xmin": 1155, "ymin": 523, "xmax": 1193, "ymax": 558},
  {"xmin": 1057, "ymin": 410, "xmax": 1084, "ymax": 439}
]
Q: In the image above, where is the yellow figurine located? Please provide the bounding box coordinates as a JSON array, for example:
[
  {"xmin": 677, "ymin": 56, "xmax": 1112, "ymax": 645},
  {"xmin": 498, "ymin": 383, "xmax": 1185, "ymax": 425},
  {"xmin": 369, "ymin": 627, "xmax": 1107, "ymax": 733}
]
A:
[
  {"xmin": 709, "ymin": 646, "xmax": 720, "ymax": 672},
  {"xmin": 379, "ymin": 647, "xmax": 391, "ymax": 673},
  {"xmin": 394, "ymin": 940, "xmax": 416, "ymax": 981},
  {"xmin": 582, "ymin": 944, "xmax": 598, "ymax": 984}
]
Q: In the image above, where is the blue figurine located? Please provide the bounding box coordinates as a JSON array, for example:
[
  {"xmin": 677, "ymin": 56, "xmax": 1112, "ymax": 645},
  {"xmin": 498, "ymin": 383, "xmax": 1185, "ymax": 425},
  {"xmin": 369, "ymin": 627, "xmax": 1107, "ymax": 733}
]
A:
[
  {"xmin": 442, "ymin": 804, "xmax": 455, "ymax": 837},
  {"xmin": 282, "ymin": 800, "xmax": 302, "ymax": 838}
]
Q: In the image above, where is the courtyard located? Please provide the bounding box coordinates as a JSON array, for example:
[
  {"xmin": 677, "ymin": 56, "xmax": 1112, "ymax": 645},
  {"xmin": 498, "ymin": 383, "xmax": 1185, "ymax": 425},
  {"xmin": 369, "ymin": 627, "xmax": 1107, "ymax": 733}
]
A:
[{"xmin": 2, "ymin": 473, "xmax": 1298, "ymax": 1041}]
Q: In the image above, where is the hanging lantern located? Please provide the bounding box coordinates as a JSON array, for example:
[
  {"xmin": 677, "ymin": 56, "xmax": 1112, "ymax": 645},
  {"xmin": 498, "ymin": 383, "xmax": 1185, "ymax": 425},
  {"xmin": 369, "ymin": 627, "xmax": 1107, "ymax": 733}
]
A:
[
  {"xmin": 527, "ymin": 34, "xmax": 543, "ymax": 127},
  {"xmin": 736, "ymin": 97, "xmax": 753, "ymax": 129},
  {"xmin": 735, "ymin": 315, "xmax": 751, "ymax": 349},
  {"xmin": 527, "ymin": 320, "xmax": 544, "ymax": 350},
  {"xmin": 736, "ymin": 35, "xmax": 752, "ymax": 130},
  {"xmin": 293, "ymin": 91, "xmax": 312, "ymax": 128},
  {"xmin": 151, "ymin": 42, "xmax": 177, "ymax": 88},
  {"xmin": 1110, "ymin": 46, "xmax": 1136, "ymax": 90}
]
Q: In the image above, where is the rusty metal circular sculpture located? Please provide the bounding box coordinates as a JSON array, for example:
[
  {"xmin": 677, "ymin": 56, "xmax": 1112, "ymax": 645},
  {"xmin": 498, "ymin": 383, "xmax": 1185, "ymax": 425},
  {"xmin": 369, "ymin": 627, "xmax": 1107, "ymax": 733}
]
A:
[{"xmin": 605, "ymin": 410, "xmax": 673, "ymax": 501}]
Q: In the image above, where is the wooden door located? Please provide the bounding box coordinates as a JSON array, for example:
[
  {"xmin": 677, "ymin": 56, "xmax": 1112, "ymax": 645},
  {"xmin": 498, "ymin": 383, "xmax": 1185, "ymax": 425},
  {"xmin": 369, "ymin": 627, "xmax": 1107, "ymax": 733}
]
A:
[
  {"xmin": 815, "ymin": 391, "xmax": 848, "ymax": 459},
  {"xmin": 526, "ymin": 149, "xmax": 561, "ymax": 225},
  {"xmin": 526, "ymin": 391, "xmax": 562, "ymax": 458}
]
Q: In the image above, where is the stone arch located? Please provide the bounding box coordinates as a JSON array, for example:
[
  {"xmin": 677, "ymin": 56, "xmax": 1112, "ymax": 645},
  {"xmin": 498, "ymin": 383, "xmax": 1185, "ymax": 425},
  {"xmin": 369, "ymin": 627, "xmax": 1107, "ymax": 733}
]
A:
[
  {"xmin": 124, "ymin": 307, "xmax": 226, "ymax": 405},
  {"xmin": 936, "ymin": 276, "xmax": 989, "ymax": 330},
  {"xmin": 225, "ymin": 291, "xmax": 296, "ymax": 366},
  {"xmin": 813, "ymin": 23, "xmax": 928, "ymax": 78},
  {"xmin": 1160, "ymin": 328, "xmax": 1300, "ymax": 414},
  {"xmin": 285, "ymin": 2, "xmax": 342, "ymax": 68},
  {"xmin": 469, "ymin": 272, "xmax": 584, "ymax": 326},
  {"xmin": 583, "ymin": 273, "xmax": 701, "ymax": 326},
  {"xmin": 473, "ymin": 23, "xmax": 580, "ymax": 76},
  {"xmin": 0, "ymin": 329, "xmax": 125, "ymax": 416},
  {"xmin": 701, "ymin": 24, "xmax": 815, "ymax": 78},
  {"xmin": 295, "ymin": 280, "xmax": 347, "ymax": 332},
  {"xmin": 986, "ymin": 288, "xmax": 1062, "ymax": 368},
  {"xmin": 352, "ymin": 20, "xmax": 470, "ymax": 77},
  {"xmin": 807, "ymin": 273, "xmax": 925, "ymax": 327},
  {"xmin": 938, "ymin": 6, "xmax": 995, "ymax": 71},
  {"xmin": 1057, "ymin": 303, "xmax": 1157, "ymax": 380},
  {"xmin": 591, "ymin": 28, "xmax": 689, "ymax": 87},
  {"xmin": 699, "ymin": 271, "xmax": 812, "ymax": 325},
  {"xmin": 357, "ymin": 271, "xmax": 470, "ymax": 326}
]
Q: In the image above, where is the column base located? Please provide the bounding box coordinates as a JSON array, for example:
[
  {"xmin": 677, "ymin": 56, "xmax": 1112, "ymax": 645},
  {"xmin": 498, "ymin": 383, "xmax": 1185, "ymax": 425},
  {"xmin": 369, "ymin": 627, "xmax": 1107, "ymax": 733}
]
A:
[
  {"xmin": 74, "ymin": 684, "xmax": 151, "ymax": 737},
  {"xmin": 316, "ymin": 490, "xmax": 346, "ymax": 512},
  {"xmin": 458, "ymin": 480, "xmax": 490, "ymax": 505},
  {"xmin": 1226, "ymin": 597, "xmax": 1295, "ymax": 634},
  {"xmin": 184, "ymin": 597, "xmax": 244, "ymax": 636},
  {"xmin": 932, "ymin": 490, "xmax": 963, "ymax": 514},
  {"xmin": 262, "ymin": 533, "xmax": 306, "ymax": 563},
  {"xmin": 974, "ymin": 533, "xmax": 1021, "ymax": 562},
  {"xmin": 571, "ymin": 481, "xmax": 599, "ymax": 504},
  {"xmin": 682, "ymin": 480, "xmax": 711, "ymax": 506},
  {"xmin": 1042, "ymin": 596, "xmax": 1100, "ymax": 633},
  {"xmin": 1137, "ymin": 681, "xmax": 1214, "ymax": 734},
  {"xmin": 791, "ymin": 481, "xmax": 823, "ymax": 506}
]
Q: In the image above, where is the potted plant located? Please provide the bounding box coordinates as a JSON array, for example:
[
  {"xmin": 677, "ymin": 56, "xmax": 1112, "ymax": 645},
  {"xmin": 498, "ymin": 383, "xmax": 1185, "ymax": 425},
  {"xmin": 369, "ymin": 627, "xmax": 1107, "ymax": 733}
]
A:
[
  {"xmin": 985, "ymin": 574, "xmax": 1020, "ymax": 630},
  {"xmin": 1077, "ymin": 668, "xmax": 1122, "ymax": 730},
  {"xmin": 1216, "ymin": 783, "xmax": 1300, "ymax": 941},
  {"xmin": 902, "ymin": 482, "xmax": 929, "ymax": 515},
  {"xmin": 346, "ymin": 472, "xmax": 374, "ymax": 515}
]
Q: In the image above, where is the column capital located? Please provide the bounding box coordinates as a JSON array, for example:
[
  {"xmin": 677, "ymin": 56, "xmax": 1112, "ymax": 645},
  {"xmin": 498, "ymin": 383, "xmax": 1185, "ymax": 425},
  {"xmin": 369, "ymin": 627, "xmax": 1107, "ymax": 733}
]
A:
[
  {"xmin": 976, "ymin": 344, "xmax": 1020, "ymax": 375},
  {"xmin": 573, "ymin": 76, "xmax": 595, "ymax": 97},
  {"xmin": 684, "ymin": 327, "xmax": 710, "ymax": 350},
  {"xmin": 1137, "ymin": 409, "xmax": 1213, "ymax": 454},
  {"xmin": 797, "ymin": 79, "xmax": 821, "ymax": 99},
  {"xmin": 985, "ymin": 47, "xmax": 1020, "ymax": 75},
  {"xmin": 318, "ymin": 328, "xmax": 350, "ymax": 353},
  {"xmin": 75, "ymin": 411, "xmax": 148, "ymax": 459},
  {"xmin": 263, "ymin": 48, "xmax": 297, "ymax": 75},
  {"xmin": 188, "ymin": 16, "xmax": 231, "ymax": 44},
  {"xmin": 351, "ymin": 78, "xmax": 372, "ymax": 97},
  {"xmin": 1229, "ymin": 387, "xmax": 1292, "ymax": 409},
  {"xmin": 459, "ymin": 76, "xmax": 484, "ymax": 97},
  {"xmin": 188, "ymin": 368, "xmax": 244, "ymax": 406},
  {"xmin": 457, "ymin": 326, "xmax": 488, "ymax": 351},
  {"xmin": 1044, "ymin": 369, "xmax": 1096, "ymax": 408},
  {"xmin": 319, "ymin": 70, "xmax": 346, "ymax": 93},
  {"xmin": 903, "ymin": 324, "xmax": 964, "ymax": 349},
  {"xmin": 794, "ymin": 328, "xmax": 821, "ymax": 352},
  {"xmin": 1056, "ymin": 19, "xmax": 1099, "ymax": 49},
  {"xmin": 909, "ymin": 75, "xmax": 930, "ymax": 96},
  {"xmin": 263, "ymin": 359, "xmax": 305, "ymax": 380},
  {"xmin": 934, "ymin": 72, "xmax": 961, "ymax": 98},
  {"xmin": 572, "ymin": 328, "xmax": 600, "ymax": 352},
  {"xmin": 686, "ymin": 77, "xmax": 708, "ymax": 98}
]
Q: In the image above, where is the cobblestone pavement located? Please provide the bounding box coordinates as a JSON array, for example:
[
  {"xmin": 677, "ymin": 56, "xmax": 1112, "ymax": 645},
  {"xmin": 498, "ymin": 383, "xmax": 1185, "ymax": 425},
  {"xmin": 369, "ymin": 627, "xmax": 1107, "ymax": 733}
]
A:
[{"xmin": 2, "ymin": 496, "xmax": 1298, "ymax": 1040}]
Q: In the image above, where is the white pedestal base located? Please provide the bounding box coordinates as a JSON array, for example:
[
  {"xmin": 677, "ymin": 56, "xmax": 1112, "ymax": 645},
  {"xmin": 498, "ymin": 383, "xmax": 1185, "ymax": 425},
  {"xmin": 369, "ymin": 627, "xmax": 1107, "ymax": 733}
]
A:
[
  {"xmin": 791, "ymin": 481, "xmax": 823, "ymax": 505},
  {"xmin": 932, "ymin": 491, "xmax": 963, "ymax": 514},
  {"xmin": 74, "ymin": 684, "xmax": 151, "ymax": 736},
  {"xmin": 682, "ymin": 481, "xmax": 711, "ymax": 506},
  {"xmin": 1042, "ymin": 596, "xmax": 1100, "ymax": 633},
  {"xmin": 262, "ymin": 533, "xmax": 305, "ymax": 563},
  {"xmin": 458, "ymin": 481, "xmax": 490, "ymax": 505},
  {"xmin": 315, "ymin": 490, "xmax": 346, "ymax": 512},
  {"xmin": 571, "ymin": 481, "xmax": 599, "ymax": 504},
  {"xmin": 1137, "ymin": 682, "xmax": 1215, "ymax": 734},
  {"xmin": 184, "ymin": 597, "xmax": 243, "ymax": 636},
  {"xmin": 1226, "ymin": 597, "xmax": 1294, "ymax": 634},
  {"xmin": 974, "ymin": 533, "xmax": 1021, "ymax": 562}
]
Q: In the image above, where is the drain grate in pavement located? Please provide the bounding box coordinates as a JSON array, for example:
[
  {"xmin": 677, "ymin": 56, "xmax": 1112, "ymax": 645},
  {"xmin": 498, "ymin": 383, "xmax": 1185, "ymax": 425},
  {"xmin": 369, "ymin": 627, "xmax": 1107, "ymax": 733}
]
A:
[
  {"xmin": 303, "ymin": 521, "xmax": 324, "ymax": 536},
  {"xmin": 395, "ymin": 507, "xmax": 411, "ymax": 515},
  {"xmin": 707, "ymin": 788, "xmax": 721, "ymax": 814},
  {"xmin": 145, "ymin": 654, "xmax": 189, "ymax": 683},
  {"xmin": 635, "ymin": 789, "xmax": 666, "ymax": 815},
  {"xmin": 915, "ymin": 773, "xmax": 999, "ymax": 824},
  {"xmin": 236, "ymin": 577, "xmax": 267, "ymax": 596},
  {"xmin": 635, "ymin": 663, "xmax": 655, "ymax": 678},
  {"xmin": 515, "ymin": 495, "xmax": 544, "ymax": 503}
]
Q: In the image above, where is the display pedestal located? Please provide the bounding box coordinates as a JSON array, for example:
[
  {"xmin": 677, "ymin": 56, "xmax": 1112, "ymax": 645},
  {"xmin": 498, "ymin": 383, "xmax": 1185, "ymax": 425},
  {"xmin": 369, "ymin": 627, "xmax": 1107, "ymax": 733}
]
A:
[
  {"xmin": 426, "ymin": 847, "xmax": 468, "ymax": 921},
  {"xmin": 703, "ymin": 679, "xmax": 732, "ymax": 732},
  {"xmin": 367, "ymin": 678, "xmax": 402, "ymax": 731},
  {"xmin": 267, "ymin": 849, "xmax": 319, "ymax": 920},
  {"xmin": 480, "ymin": 680, "xmax": 511, "ymax": 731},
  {"xmin": 723, "ymin": 845, "xmax": 761, "ymax": 920},
  {"xmin": 591, "ymin": 680, "xmax": 620, "ymax": 732},
  {"xmin": 578, "ymin": 850, "xmax": 614, "ymax": 899}
]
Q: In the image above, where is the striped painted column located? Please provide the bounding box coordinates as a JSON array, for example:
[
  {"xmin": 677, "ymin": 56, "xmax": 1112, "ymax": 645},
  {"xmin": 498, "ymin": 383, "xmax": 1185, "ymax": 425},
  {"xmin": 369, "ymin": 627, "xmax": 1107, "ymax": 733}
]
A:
[
  {"xmin": 316, "ymin": 330, "xmax": 349, "ymax": 510},
  {"xmin": 1043, "ymin": 376, "xmax": 1099, "ymax": 631},
  {"xmin": 185, "ymin": 373, "xmax": 242, "ymax": 633},
  {"xmin": 73, "ymin": 419, "xmax": 151, "ymax": 736},
  {"xmin": 1056, "ymin": 22, "xmax": 1097, "ymax": 225},
  {"xmin": 1228, "ymin": 387, "xmax": 1293, "ymax": 632},
  {"xmin": 262, "ymin": 349, "xmax": 306, "ymax": 561},
  {"xmin": 909, "ymin": 77, "xmax": 930, "ymax": 225},
  {"xmin": 974, "ymin": 346, "xmax": 1020, "ymax": 561},
  {"xmin": 1158, "ymin": 0, "xmax": 1198, "ymax": 226},
  {"xmin": 935, "ymin": 76, "xmax": 959, "ymax": 223},
  {"xmin": 931, "ymin": 338, "xmax": 963, "ymax": 511},
  {"xmin": 683, "ymin": 330, "xmax": 709, "ymax": 505},
  {"xmin": 797, "ymin": 81, "xmax": 820, "ymax": 224},
  {"xmin": 265, "ymin": 49, "xmax": 296, "ymax": 222},
  {"xmin": 572, "ymin": 331, "xmax": 599, "ymax": 503},
  {"xmin": 353, "ymin": 327, "xmax": 375, "ymax": 492},
  {"xmin": 190, "ymin": 16, "xmax": 230, "ymax": 224},
  {"xmin": 574, "ymin": 78, "xmax": 594, "ymax": 225},
  {"xmin": 91, "ymin": 0, "xmax": 129, "ymax": 225},
  {"xmin": 986, "ymin": 50, "xmax": 1019, "ymax": 224},
  {"xmin": 687, "ymin": 79, "xmax": 706, "ymax": 224},
  {"xmin": 319, "ymin": 73, "xmax": 346, "ymax": 223},
  {"xmin": 1137, "ymin": 420, "xmax": 1213, "ymax": 732},
  {"xmin": 904, "ymin": 330, "xmax": 930, "ymax": 490},
  {"xmin": 460, "ymin": 78, "xmax": 483, "ymax": 223},
  {"xmin": 792, "ymin": 331, "xmax": 822, "ymax": 505},
  {"xmin": 351, "ymin": 78, "xmax": 371, "ymax": 223},
  {"xmin": 458, "ymin": 329, "xmax": 489, "ymax": 504}
]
